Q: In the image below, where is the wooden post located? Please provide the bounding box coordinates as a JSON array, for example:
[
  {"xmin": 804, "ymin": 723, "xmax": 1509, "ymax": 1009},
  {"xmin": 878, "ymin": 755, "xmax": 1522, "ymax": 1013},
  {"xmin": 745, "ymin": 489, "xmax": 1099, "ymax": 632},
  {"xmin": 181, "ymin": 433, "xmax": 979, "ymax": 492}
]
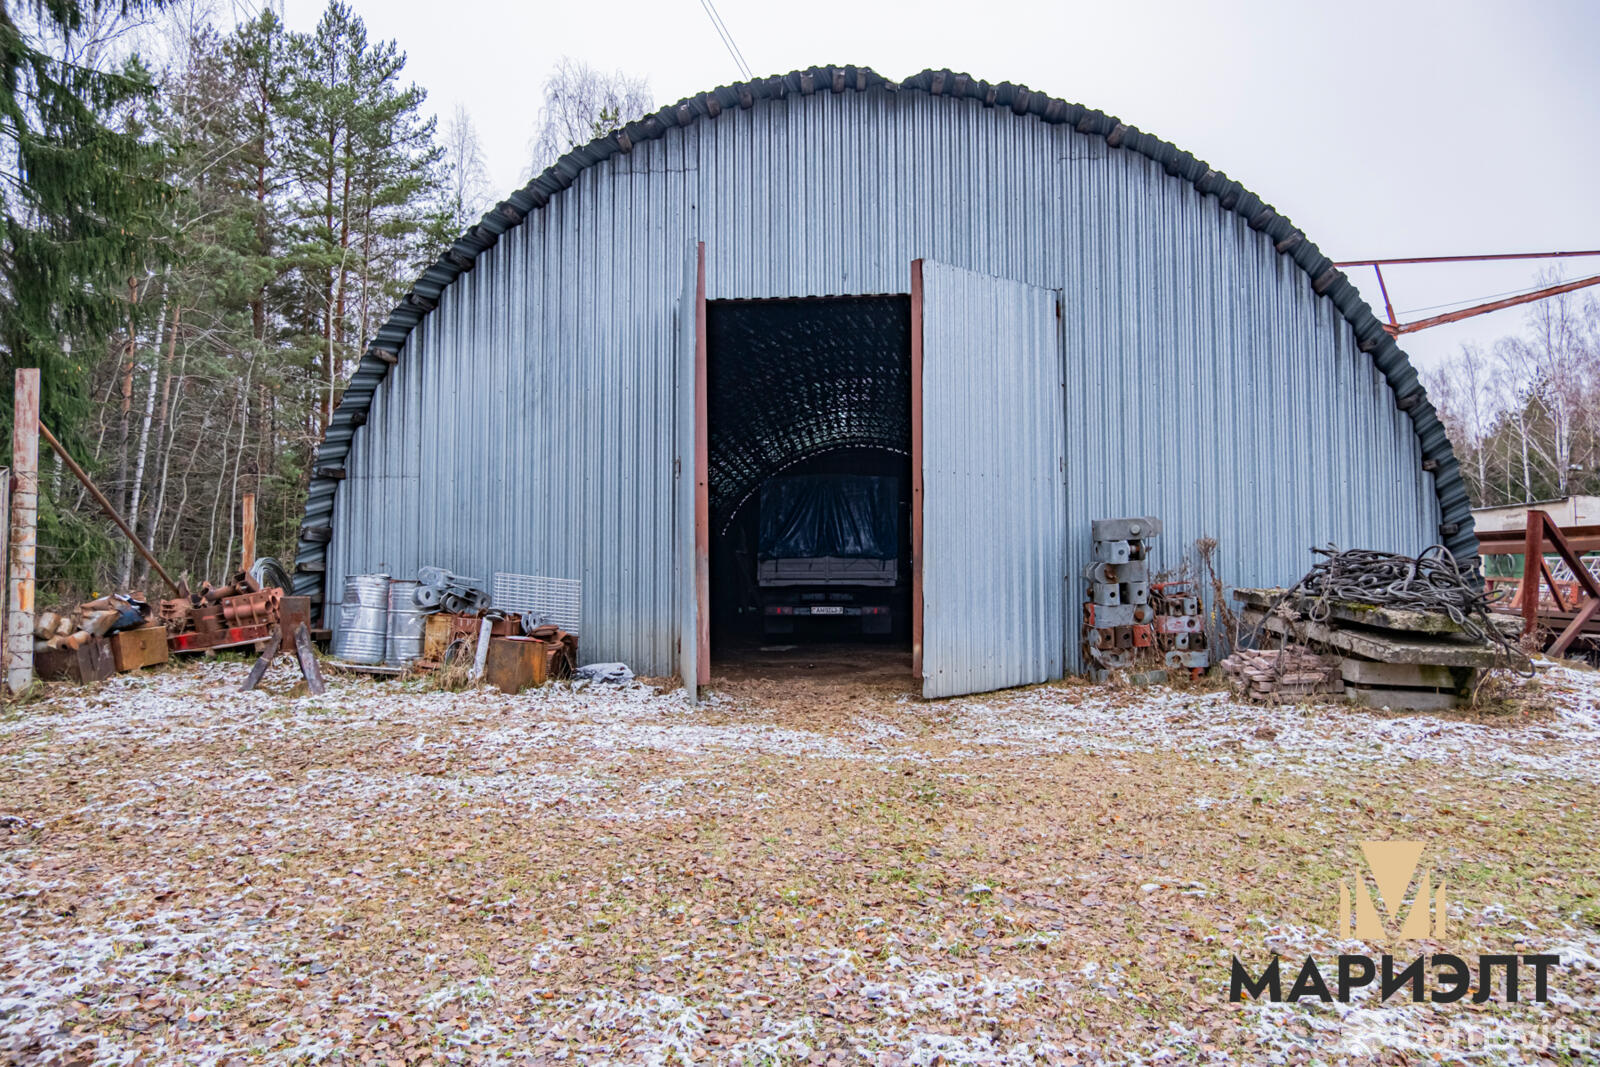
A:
[
  {"xmin": 7, "ymin": 369, "xmax": 39, "ymax": 696},
  {"xmin": 241, "ymin": 492, "xmax": 257, "ymax": 572}
]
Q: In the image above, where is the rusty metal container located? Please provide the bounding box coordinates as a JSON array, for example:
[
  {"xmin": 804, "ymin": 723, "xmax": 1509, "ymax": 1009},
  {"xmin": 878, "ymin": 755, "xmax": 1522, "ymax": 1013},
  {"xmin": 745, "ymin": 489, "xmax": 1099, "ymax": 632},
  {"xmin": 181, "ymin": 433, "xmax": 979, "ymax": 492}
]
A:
[
  {"xmin": 36, "ymin": 636, "xmax": 114, "ymax": 684},
  {"xmin": 484, "ymin": 635, "xmax": 548, "ymax": 694},
  {"xmin": 385, "ymin": 579, "xmax": 425, "ymax": 666},
  {"xmin": 334, "ymin": 574, "xmax": 388, "ymax": 664},
  {"xmin": 278, "ymin": 596, "xmax": 312, "ymax": 640}
]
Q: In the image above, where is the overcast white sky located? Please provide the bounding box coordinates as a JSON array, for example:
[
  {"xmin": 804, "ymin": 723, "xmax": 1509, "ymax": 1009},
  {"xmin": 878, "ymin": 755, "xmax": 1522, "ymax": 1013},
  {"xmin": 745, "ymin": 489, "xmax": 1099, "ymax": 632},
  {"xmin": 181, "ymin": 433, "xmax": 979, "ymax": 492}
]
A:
[{"xmin": 275, "ymin": 0, "xmax": 1600, "ymax": 371}]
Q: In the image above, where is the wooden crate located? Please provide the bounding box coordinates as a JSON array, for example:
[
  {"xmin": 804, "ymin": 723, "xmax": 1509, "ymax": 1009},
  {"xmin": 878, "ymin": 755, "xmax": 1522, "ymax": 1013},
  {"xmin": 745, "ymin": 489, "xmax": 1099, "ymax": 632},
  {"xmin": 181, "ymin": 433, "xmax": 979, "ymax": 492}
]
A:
[
  {"xmin": 111, "ymin": 625, "xmax": 169, "ymax": 671},
  {"xmin": 423, "ymin": 613, "xmax": 478, "ymax": 663},
  {"xmin": 36, "ymin": 638, "xmax": 115, "ymax": 684}
]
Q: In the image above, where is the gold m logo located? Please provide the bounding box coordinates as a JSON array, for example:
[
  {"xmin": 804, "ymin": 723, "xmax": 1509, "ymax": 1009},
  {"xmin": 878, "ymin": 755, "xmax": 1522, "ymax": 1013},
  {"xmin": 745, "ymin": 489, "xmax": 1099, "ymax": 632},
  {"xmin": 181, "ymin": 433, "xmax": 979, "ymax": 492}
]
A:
[{"xmin": 1338, "ymin": 841, "xmax": 1447, "ymax": 940}]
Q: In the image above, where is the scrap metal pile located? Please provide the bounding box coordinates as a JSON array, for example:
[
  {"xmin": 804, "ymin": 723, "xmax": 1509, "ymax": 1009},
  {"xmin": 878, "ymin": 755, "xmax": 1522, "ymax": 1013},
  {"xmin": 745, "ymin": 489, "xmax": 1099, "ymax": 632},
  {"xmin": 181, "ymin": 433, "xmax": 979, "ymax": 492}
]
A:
[
  {"xmin": 1276, "ymin": 545, "xmax": 1520, "ymax": 663},
  {"xmin": 1081, "ymin": 516, "xmax": 1211, "ymax": 682},
  {"xmin": 332, "ymin": 569, "xmax": 578, "ymax": 693},
  {"xmin": 1152, "ymin": 579, "xmax": 1210, "ymax": 677},
  {"xmin": 158, "ymin": 568, "xmax": 308, "ymax": 654},
  {"xmin": 1081, "ymin": 516, "xmax": 1159, "ymax": 681},
  {"xmin": 29, "ymin": 556, "xmax": 315, "ymax": 689},
  {"xmin": 31, "ymin": 594, "xmax": 165, "ymax": 683},
  {"xmin": 1231, "ymin": 545, "xmax": 1529, "ymax": 711}
]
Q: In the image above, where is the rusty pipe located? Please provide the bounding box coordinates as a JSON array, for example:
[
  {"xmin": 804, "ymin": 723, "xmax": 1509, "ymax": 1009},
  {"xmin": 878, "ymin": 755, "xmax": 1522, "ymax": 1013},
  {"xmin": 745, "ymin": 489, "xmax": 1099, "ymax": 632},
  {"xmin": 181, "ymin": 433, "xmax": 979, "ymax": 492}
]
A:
[
  {"xmin": 1333, "ymin": 249, "xmax": 1600, "ymax": 267},
  {"xmin": 1386, "ymin": 273, "xmax": 1600, "ymax": 336},
  {"xmin": 38, "ymin": 421, "xmax": 183, "ymax": 598}
]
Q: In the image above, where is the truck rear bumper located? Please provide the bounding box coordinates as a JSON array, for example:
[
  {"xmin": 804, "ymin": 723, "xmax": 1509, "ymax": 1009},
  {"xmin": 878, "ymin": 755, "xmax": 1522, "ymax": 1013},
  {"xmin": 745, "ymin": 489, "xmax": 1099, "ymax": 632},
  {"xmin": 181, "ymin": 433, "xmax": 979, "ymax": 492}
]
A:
[{"xmin": 763, "ymin": 604, "xmax": 892, "ymax": 634}]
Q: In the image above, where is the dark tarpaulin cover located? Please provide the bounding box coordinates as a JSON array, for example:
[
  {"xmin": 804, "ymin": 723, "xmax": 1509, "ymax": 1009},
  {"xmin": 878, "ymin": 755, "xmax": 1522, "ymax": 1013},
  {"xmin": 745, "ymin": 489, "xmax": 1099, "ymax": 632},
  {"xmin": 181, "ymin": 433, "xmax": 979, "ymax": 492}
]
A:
[{"xmin": 759, "ymin": 475, "xmax": 898, "ymax": 561}]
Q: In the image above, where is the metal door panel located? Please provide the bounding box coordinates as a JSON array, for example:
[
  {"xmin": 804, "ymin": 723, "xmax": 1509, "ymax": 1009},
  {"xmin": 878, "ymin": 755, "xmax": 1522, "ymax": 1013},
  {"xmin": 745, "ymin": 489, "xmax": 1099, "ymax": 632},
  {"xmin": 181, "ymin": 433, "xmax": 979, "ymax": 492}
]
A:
[{"xmin": 918, "ymin": 260, "xmax": 1065, "ymax": 698}]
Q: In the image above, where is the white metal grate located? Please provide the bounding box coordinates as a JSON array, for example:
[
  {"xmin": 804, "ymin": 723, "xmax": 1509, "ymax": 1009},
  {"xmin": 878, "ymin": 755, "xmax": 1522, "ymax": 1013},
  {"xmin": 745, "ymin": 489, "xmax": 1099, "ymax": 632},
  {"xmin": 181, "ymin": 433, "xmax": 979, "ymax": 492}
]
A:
[{"xmin": 492, "ymin": 573, "xmax": 582, "ymax": 634}]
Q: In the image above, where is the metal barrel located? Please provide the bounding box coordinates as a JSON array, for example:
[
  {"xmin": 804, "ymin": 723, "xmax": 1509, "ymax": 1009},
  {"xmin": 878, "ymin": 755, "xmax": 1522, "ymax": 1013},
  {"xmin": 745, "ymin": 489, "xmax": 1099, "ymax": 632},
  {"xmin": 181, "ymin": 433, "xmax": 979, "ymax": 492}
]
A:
[
  {"xmin": 385, "ymin": 579, "xmax": 426, "ymax": 666},
  {"xmin": 334, "ymin": 573, "xmax": 389, "ymax": 664}
]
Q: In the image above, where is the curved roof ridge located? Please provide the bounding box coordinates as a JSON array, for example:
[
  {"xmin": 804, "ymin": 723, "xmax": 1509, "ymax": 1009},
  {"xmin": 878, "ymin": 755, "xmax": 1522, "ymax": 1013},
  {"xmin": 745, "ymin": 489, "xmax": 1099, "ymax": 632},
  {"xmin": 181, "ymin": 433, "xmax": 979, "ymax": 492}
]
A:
[{"xmin": 293, "ymin": 65, "xmax": 1474, "ymax": 599}]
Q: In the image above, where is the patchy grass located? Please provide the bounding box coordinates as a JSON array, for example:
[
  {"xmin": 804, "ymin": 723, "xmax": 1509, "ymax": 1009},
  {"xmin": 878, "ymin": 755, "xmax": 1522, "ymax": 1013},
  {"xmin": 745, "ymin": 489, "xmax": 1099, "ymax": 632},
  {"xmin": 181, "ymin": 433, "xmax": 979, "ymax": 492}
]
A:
[{"xmin": 0, "ymin": 659, "xmax": 1596, "ymax": 1064}]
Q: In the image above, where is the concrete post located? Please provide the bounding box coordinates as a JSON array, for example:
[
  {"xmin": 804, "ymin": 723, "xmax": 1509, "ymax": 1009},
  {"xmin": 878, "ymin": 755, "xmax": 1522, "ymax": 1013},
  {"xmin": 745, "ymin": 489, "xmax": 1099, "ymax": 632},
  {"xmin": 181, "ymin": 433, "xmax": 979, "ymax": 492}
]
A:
[{"xmin": 7, "ymin": 369, "xmax": 39, "ymax": 696}]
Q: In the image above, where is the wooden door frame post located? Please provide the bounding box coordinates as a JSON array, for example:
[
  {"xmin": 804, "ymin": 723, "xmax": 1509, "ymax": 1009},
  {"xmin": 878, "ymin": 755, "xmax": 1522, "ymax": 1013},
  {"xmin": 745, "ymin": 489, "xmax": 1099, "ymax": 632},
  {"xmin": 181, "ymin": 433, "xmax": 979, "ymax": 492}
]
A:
[{"xmin": 7, "ymin": 369, "xmax": 39, "ymax": 696}]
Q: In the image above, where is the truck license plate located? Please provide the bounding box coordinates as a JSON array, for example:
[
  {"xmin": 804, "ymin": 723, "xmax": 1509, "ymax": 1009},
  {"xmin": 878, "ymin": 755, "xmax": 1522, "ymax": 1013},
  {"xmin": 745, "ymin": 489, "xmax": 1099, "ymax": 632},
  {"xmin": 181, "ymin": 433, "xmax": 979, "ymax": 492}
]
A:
[{"xmin": 810, "ymin": 606, "xmax": 843, "ymax": 615}]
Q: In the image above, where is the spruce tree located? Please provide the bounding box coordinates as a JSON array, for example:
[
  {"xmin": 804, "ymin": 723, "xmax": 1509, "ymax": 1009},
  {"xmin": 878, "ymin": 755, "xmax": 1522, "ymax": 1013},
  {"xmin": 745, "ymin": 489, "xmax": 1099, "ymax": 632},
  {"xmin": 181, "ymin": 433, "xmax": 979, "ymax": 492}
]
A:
[{"xmin": 0, "ymin": 0, "xmax": 169, "ymax": 435}]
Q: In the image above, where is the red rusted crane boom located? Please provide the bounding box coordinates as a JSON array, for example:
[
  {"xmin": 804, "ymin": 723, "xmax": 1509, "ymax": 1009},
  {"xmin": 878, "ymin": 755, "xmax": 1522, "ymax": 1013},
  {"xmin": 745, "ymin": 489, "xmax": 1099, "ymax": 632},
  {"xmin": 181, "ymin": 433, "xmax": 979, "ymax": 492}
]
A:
[{"xmin": 1331, "ymin": 249, "xmax": 1600, "ymax": 336}]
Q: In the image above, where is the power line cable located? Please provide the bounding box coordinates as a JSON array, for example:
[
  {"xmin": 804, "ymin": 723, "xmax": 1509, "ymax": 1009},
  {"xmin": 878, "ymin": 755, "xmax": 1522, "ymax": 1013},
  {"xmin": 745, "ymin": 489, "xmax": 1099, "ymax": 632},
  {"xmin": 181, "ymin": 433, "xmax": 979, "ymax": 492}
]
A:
[
  {"xmin": 705, "ymin": 0, "xmax": 752, "ymax": 77},
  {"xmin": 697, "ymin": 0, "xmax": 752, "ymax": 80},
  {"xmin": 1395, "ymin": 277, "xmax": 1580, "ymax": 318}
]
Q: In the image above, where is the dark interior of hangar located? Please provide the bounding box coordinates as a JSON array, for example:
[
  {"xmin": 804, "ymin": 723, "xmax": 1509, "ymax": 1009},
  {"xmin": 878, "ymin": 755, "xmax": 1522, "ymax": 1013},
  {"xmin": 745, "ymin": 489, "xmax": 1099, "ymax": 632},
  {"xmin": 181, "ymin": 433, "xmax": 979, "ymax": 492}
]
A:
[{"xmin": 707, "ymin": 296, "xmax": 912, "ymax": 656}]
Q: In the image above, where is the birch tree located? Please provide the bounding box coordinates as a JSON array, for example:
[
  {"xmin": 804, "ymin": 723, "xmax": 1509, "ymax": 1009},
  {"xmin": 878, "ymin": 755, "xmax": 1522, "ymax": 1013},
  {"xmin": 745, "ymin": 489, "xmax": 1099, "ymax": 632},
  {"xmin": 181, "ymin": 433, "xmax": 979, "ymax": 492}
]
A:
[{"xmin": 527, "ymin": 57, "xmax": 651, "ymax": 174}]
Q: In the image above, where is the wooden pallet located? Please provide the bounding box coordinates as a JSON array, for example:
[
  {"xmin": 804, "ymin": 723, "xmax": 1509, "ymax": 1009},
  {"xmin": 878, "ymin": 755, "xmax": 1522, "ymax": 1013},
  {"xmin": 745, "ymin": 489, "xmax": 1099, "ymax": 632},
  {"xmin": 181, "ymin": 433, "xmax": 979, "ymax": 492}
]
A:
[{"xmin": 1221, "ymin": 646, "xmax": 1343, "ymax": 702}]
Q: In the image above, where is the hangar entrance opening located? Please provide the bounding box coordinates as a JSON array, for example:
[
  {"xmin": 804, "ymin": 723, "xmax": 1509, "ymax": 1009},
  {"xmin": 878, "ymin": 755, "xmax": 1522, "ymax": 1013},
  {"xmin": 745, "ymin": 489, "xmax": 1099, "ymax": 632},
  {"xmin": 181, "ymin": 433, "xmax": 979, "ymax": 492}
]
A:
[{"xmin": 705, "ymin": 296, "xmax": 913, "ymax": 678}]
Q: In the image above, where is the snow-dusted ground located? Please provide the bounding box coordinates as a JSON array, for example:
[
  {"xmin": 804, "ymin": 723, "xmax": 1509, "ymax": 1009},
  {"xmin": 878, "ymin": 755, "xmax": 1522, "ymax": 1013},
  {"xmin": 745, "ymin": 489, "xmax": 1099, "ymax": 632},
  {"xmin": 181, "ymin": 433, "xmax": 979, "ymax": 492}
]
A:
[
  {"xmin": 1, "ymin": 658, "xmax": 1596, "ymax": 1065},
  {"xmin": 940, "ymin": 662, "xmax": 1600, "ymax": 784},
  {"xmin": 8, "ymin": 659, "xmax": 1598, "ymax": 780}
]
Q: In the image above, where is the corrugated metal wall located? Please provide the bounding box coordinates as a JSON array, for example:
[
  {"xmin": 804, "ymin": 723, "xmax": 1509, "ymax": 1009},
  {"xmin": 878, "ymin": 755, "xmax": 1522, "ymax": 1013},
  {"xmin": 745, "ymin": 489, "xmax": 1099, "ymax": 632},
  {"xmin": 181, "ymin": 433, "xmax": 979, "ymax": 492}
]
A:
[
  {"xmin": 921, "ymin": 261, "xmax": 1065, "ymax": 697},
  {"xmin": 329, "ymin": 87, "xmax": 1437, "ymax": 678}
]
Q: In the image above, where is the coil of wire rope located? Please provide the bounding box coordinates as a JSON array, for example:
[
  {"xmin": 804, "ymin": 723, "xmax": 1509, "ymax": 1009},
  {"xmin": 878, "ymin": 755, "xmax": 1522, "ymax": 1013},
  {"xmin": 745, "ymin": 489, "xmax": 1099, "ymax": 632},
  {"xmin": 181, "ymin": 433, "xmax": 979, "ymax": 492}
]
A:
[{"xmin": 1256, "ymin": 545, "xmax": 1530, "ymax": 674}]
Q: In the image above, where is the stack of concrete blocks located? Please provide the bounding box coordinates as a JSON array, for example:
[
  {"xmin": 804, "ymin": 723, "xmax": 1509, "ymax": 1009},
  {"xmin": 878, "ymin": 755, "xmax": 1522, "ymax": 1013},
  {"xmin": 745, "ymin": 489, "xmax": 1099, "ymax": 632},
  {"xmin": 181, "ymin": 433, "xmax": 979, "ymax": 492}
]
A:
[
  {"xmin": 1082, "ymin": 516, "xmax": 1163, "ymax": 683},
  {"xmin": 1153, "ymin": 581, "xmax": 1210, "ymax": 676}
]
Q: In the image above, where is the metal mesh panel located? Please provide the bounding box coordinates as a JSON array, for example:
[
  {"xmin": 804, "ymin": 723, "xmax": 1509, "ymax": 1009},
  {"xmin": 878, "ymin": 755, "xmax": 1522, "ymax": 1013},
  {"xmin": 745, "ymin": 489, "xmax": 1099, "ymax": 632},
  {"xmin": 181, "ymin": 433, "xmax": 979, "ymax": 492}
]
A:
[{"xmin": 492, "ymin": 573, "xmax": 582, "ymax": 634}]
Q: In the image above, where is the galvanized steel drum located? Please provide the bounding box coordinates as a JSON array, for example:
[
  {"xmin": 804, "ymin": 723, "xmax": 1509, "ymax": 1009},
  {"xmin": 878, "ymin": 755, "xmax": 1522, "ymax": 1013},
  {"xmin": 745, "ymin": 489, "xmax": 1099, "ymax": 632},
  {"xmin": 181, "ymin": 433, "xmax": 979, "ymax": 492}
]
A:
[
  {"xmin": 385, "ymin": 579, "xmax": 425, "ymax": 666},
  {"xmin": 335, "ymin": 573, "xmax": 389, "ymax": 664}
]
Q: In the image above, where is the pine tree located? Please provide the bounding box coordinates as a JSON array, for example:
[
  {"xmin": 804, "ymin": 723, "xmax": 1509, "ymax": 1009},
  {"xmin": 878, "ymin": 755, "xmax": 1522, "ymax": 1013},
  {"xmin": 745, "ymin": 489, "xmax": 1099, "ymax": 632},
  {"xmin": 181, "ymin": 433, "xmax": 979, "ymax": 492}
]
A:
[{"xmin": 279, "ymin": 0, "xmax": 442, "ymax": 433}]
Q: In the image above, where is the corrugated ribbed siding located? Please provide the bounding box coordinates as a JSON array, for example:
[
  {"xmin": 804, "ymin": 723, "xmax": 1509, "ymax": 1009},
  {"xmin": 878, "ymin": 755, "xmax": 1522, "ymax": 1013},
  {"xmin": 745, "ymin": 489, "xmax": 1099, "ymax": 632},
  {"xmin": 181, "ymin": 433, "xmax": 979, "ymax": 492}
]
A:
[
  {"xmin": 921, "ymin": 261, "xmax": 1065, "ymax": 697},
  {"xmin": 321, "ymin": 85, "xmax": 1440, "ymax": 678}
]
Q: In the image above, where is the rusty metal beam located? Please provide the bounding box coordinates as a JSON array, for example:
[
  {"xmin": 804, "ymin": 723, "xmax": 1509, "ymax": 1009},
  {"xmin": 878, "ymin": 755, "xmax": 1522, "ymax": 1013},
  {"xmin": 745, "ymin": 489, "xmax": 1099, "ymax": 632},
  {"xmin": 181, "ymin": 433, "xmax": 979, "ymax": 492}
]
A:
[
  {"xmin": 1552, "ymin": 599, "xmax": 1600, "ymax": 658},
  {"xmin": 1520, "ymin": 511, "xmax": 1542, "ymax": 638},
  {"xmin": 1478, "ymin": 523, "xmax": 1600, "ymax": 554},
  {"xmin": 1334, "ymin": 249, "xmax": 1600, "ymax": 267},
  {"xmin": 1373, "ymin": 263, "xmax": 1398, "ymax": 329},
  {"xmin": 1385, "ymin": 274, "xmax": 1600, "ymax": 336},
  {"xmin": 1513, "ymin": 510, "xmax": 1600, "ymax": 654},
  {"xmin": 38, "ymin": 421, "xmax": 183, "ymax": 598}
]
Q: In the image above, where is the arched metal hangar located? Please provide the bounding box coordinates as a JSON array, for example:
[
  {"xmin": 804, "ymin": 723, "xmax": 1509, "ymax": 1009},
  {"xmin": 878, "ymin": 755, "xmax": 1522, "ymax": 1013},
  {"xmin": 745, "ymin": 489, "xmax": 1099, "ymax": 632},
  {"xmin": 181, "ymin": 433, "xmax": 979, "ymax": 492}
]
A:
[{"xmin": 293, "ymin": 66, "xmax": 1473, "ymax": 699}]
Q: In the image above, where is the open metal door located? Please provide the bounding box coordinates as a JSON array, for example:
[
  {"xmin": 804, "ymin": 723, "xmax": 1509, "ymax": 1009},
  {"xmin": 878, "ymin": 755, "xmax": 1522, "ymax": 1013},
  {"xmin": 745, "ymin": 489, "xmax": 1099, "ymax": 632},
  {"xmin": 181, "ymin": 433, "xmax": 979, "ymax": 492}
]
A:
[
  {"xmin": 914, "ymin": 259, "xmax": 1066, "ymax": 698},
  {"xmin": 677, "ymin": 243, "xmax": 709, "ymax": 695}
]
